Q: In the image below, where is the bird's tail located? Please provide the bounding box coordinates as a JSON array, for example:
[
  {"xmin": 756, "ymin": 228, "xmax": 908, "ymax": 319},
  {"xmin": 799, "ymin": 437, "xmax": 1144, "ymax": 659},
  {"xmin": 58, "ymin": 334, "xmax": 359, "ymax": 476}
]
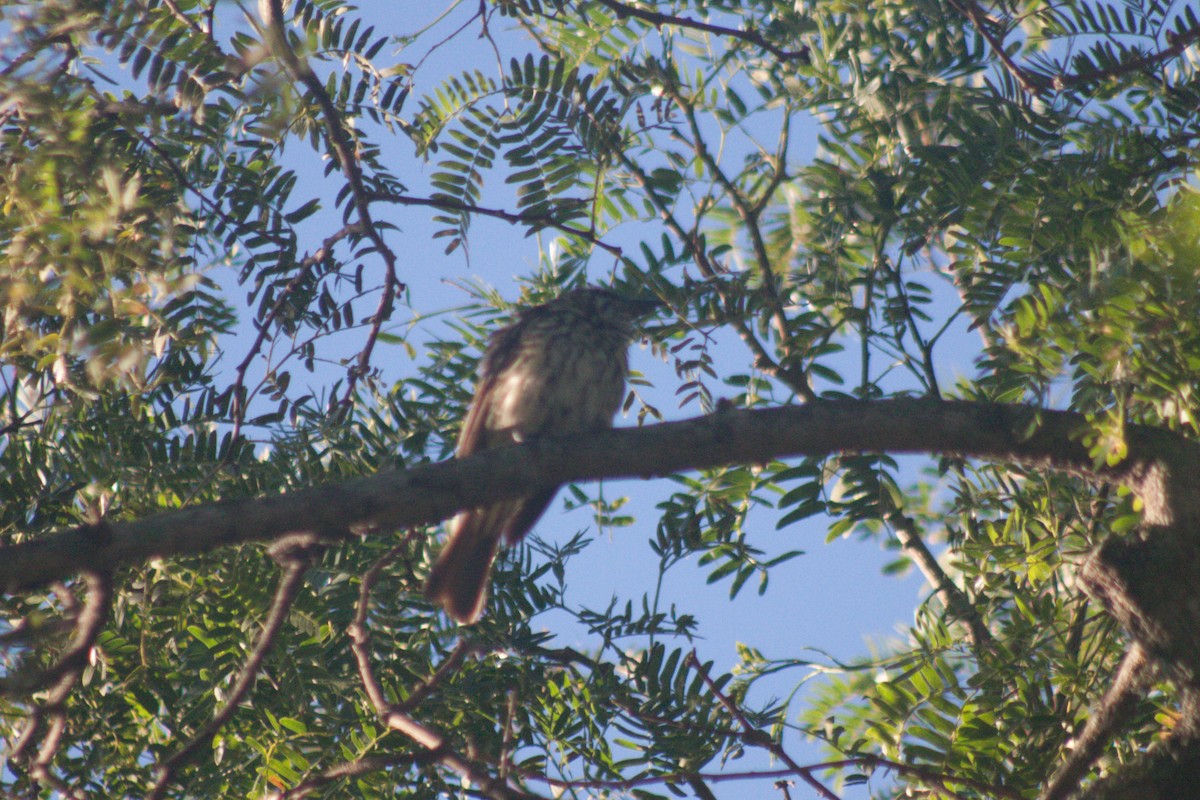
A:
[{"xmin": 424, "ymin": 506, "xmax": 507, "ymax": 624}]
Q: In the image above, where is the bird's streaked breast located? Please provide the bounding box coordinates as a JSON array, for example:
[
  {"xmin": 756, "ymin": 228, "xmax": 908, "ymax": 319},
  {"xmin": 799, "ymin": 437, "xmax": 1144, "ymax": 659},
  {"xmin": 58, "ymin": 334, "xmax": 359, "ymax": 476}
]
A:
[{"xmin": 482, "ymin": 314, "xmax": 631, "ymax": 441}]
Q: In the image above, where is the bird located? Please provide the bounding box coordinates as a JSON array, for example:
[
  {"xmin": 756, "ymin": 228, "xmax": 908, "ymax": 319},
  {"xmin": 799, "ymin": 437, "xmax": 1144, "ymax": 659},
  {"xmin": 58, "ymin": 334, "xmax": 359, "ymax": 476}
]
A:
[{"xmin": 424, "ymin": 286, "xmax": 662, "ymax": 624}]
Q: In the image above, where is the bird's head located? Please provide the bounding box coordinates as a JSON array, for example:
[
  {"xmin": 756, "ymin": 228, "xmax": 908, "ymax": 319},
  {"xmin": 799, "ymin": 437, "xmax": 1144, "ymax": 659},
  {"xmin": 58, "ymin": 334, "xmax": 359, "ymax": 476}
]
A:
[{"xmin": 554, "ymin": 286, "xmax": 663, "ymax": 328}]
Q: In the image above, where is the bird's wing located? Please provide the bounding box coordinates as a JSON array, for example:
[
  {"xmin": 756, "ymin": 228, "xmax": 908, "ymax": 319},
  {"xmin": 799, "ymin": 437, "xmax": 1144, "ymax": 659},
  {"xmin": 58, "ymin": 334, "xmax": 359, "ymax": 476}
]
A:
[{"xmin": 456, "ymin": 318, "xmax": 526, "ymax": 457}]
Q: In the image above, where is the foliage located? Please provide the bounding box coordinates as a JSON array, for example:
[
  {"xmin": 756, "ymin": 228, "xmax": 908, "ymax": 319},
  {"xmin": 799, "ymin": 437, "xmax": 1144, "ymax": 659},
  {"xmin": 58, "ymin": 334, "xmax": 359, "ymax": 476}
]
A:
[{"xmin": 1, "ymin": 0, "xmax": 1199, "ymax": 798}]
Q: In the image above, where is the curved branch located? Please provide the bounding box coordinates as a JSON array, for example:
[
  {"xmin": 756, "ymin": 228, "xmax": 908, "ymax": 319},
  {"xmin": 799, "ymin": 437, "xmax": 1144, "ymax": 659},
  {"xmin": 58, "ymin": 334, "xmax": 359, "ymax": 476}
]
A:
[
  {"xmin": 2, "ymin": 399, "xmax": 1191, "ymax": 593},
  {"xmin": 347, "ymin": 540, "xmax": 537, "ymax": 800},
  {"xmin": 2, "ymin": 570, "xmax": 112, "ymax": 696},
  {"xmin": 6, "ymin": 571, "xmax": 112, "ymax": 798}
]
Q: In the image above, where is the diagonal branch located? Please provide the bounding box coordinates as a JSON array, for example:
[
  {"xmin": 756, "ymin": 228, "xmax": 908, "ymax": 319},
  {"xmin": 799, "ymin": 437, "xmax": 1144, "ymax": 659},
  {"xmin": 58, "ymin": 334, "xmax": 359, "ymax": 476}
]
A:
[
  {"xmin": 885, "ymin": 506, "xmax": 993, "ymax": 650},
  {"xmin": 1040, "ymin": 644, "xmax": 1155, "ymax": 800},
  {"xmin": 146, "ymin": 533, "xmax": 328, "ymax": 800},
  {"xmin": 276, "ymin": 754, "xmax": 425, "ymax": 799},
  {"xmin": 228, "ymin": 223, "xmax": 363, "ymax": 432},
  {"xmin": 685, "ymin": 651, "xmax": 840, "ymax": 800},
  {"xmin": 946, "ymin": 0, "xmax": 1051, "ymax": 95}
]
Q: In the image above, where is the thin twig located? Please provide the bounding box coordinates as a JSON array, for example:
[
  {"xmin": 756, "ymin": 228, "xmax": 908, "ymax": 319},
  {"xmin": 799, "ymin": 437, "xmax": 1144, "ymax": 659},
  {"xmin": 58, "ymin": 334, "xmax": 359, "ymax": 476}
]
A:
[
  {"xmin": 397, "ymin": 637, "xmax": 480, "ymax": 713},
  {"xmin": 950, "ymin": 1, "xmax": 1200, "ymax": 96},
  {"xmin": 1055, "ymin": 23, "xmax": 1200, "ymax": 90},
  {"xmin": 173, "ymin": 223, "xmax": 365, "ymax": 511},
  {"xmin": 885, "ymin": 507, "xmax": 992, "ymax": 649},
  {"xmin": 380, "ymin": 710, "xmax": 537, "ymax": 800},
  {"xmin": 157, "ymin": 0, "xmax": 212, "ymax": 41},
  {"xmin": 273, "ymin": 754, "xmax": 423, "ymax": 799},
  {"xmin": 886, "ymin": 257, "xmax": 941, "ymax": 397},
  {"xmin": 258, "ymin": 0, "xmax": 402, "ymax": 411},
  {"xmin": 347, "ymin": 542, "xmax": 410, "ymax": 714},
  {"xmin": 519, "ymin": 757, "xmax": 1026, "ymax": 799},
  {"xmin": 0, "ymin": 407, "xmax": 43, "ymax": 438},
  {"xmin": 376, "ymin": 192, "xmax": 623, "ymax": 257},
  {"xmin": 594, "ymin": 0, "xmax": 809, "ymax": 63},
  {"xmin": 612, "ymin": 146, "xmax": 815, "ymax": 400},
  {"xmin": 668, "ymin": 87, "xmax": 804, "ymax": 397},
  {"xmin": 229, "ymin": 224, "xmax": 363, "ymax": 431}
]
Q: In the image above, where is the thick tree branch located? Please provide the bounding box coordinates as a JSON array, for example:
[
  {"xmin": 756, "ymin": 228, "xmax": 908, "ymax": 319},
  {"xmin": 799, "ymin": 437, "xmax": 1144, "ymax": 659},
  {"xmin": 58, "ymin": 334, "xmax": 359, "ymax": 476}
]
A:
[
  {"xmin": 6, "ymin": 400, "xmax": 1198, "ymax": 797},
  {"xmin": 3, "ymin": 399, "xmax": 1191, "ymax": 593}
]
